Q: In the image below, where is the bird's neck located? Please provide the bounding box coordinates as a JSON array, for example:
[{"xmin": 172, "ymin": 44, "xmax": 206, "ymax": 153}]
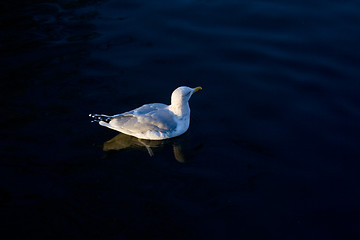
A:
[{"xmin": 170, "ymin": 101, "xmax": 190, "ymax": 117}]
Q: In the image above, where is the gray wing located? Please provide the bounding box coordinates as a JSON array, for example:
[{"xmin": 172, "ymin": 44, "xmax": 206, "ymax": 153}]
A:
[
  {"xmin": 124, "ymin": 103, "xmax": 168, "ymax": 115},
  {"xmin": 95, "ymin": 103, "xmax": 169, "ymax": 120},
  {"xmin": 108, "ymin": 107, "xmax": 177, "ymax": 133}
]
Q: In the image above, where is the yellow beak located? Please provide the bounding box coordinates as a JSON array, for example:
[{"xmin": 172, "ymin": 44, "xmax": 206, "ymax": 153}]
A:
[{"xmin": 193, "ymin": 86, "xmax": 202, "ymax": 93}]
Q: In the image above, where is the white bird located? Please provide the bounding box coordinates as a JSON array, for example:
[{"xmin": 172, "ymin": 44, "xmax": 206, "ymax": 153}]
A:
[{"xmin": 89, "ymin": 86, "xmax": 202, "ymax": 140}]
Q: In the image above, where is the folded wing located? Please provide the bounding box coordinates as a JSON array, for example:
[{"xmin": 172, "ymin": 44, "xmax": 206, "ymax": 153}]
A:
[{"xmin": 108, "ymin": 107, "xmax": 177, "ymax": 134}]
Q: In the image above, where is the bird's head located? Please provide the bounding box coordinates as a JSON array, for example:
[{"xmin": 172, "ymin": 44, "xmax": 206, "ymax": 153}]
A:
[
  {"xmin": 171, "ymin": 86, "xmax": 202, "ymax": 106},
  {"xmin": 169, "ymin": 86, "xmax": 202, "ymax": 116}
]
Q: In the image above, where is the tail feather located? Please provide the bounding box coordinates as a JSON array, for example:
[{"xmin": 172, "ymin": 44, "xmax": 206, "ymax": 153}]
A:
[{"xmin": 89, "ymin": 114, "xmax": 113, "ymax": 123}]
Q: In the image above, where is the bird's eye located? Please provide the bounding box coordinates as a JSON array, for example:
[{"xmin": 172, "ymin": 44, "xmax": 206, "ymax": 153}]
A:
[{"xmin": 185, "ymin": 92, "xmax": 191, "ymax": 96}]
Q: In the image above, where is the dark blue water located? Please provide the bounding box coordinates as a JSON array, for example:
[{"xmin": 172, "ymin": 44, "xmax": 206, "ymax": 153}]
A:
[{"xmin": 1, "ymin": 0, "xmax": 360, "ymax": 239}]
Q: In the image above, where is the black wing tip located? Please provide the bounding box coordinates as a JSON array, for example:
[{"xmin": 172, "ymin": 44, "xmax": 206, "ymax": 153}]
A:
[{"xmin": 89, "ymin": 113, "xmax": 112, "ymax": 123}]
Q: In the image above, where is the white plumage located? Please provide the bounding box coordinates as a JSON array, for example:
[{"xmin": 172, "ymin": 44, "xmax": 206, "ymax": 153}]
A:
[{"xmin": 90, "ymin": 86, "xmax": 202, "ymax": 140}]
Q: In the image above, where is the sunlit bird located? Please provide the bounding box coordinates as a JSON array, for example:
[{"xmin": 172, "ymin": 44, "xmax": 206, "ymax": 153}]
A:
[{"xmin": 89, "ymin": 86, "xmax": 202, "ymax": 140}]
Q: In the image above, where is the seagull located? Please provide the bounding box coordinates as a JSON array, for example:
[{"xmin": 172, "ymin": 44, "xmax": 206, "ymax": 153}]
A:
[{"xmin": 89, "ymin": 86, "xmax": 202, "ymax": 140}]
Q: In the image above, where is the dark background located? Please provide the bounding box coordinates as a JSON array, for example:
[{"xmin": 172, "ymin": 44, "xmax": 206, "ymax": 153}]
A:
[{"xmin": 1, "ymin": 0, "xmax": 360, "ymax": 239}]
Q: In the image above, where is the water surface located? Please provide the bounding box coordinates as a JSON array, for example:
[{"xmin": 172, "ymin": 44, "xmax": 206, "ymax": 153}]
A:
[{"xmin": 1, "ymin": 0, "xmax": 360, "ymax": 239}]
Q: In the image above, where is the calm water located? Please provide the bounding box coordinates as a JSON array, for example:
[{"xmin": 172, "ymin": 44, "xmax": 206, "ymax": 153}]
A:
[{"xmin": 1, "ymin": 0, "xmax": 360, "ymax": 239}]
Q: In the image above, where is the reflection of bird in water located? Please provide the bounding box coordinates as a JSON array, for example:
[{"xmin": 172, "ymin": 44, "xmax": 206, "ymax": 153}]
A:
[
  {"xmin": 103, "ymin": 132, "xmax": 198, "ymax": 163},
  {"xmin": 89, "ymin": 86, "xmax": 202, "ymax": 140}
]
